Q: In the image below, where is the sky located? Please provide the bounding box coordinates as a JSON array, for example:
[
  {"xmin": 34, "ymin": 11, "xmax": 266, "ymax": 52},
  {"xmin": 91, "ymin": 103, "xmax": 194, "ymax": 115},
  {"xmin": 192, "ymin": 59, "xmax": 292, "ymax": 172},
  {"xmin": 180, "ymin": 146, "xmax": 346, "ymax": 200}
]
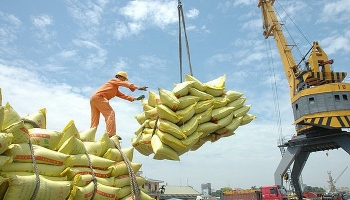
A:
[{"xmin": 1, "ymin": 0, "xmax": 350, "ymax": 193}]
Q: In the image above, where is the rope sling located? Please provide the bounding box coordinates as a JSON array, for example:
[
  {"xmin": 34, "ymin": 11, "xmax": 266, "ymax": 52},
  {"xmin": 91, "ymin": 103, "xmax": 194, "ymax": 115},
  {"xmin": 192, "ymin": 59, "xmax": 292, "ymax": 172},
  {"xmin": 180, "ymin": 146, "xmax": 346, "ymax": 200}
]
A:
[
  {"xmin": 178, "ymin": 0, "xmax": 194, "ymax": 82},
  {"xmin": 111, "ymin": 139, "xmax": 141, "ymax": 200},
  {"xmin": 21, "ymin": 118, "xmax": 41, "ymax": 200}
]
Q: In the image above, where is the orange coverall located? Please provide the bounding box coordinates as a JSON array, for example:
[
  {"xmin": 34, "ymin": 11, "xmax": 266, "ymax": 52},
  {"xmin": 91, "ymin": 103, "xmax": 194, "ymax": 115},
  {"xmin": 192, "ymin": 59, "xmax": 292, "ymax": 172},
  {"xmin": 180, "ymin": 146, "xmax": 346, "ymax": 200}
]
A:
[{"xmin": 90, "ymin": 78, "xmax": 137, "ymax": 137}]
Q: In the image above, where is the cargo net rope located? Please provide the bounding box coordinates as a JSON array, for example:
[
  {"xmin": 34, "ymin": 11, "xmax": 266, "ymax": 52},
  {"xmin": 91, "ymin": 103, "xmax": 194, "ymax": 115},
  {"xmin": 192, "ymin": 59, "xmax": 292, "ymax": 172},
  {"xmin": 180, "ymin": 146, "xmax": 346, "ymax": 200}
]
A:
[
  {"xmin": 132, "ymin": 74, "xmax": 257, "ymax": 161},
  {"xmin": 0, "ymin": 88, "xmax": 154, "ymax": 200}
]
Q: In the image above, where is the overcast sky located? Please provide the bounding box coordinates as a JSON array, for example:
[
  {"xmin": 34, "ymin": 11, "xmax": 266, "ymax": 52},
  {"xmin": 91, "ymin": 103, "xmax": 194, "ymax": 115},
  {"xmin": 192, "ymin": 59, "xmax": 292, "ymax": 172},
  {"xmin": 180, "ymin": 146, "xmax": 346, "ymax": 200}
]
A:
[{"xmin": 1, "ymin": 0, "xmax": 349, "ymax": 192}]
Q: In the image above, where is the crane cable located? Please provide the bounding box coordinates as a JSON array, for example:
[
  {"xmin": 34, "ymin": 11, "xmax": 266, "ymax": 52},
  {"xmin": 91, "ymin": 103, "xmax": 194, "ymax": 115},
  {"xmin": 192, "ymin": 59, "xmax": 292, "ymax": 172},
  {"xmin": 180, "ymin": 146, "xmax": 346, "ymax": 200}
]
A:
[
  {"xmin": 264, "ymin": 39, "xmax": 284, "ymax": 150},
  {"xmin": 264, "ymin": 33, "xmax": 297, "ymax": 193},
  {"xmin": 265, "ymin": 3, "xmax": 294, "ymax": 71},
  {"xmin": 273, "ymin": 1, "xmax": 312, "ymax": 69},
  {"xmin": 275, "ymin": 1, "xmax": 311, "ymax": 47},
  {"xmin": 178, "ymin": 0, "xmax": 193, "ymax": 83}
]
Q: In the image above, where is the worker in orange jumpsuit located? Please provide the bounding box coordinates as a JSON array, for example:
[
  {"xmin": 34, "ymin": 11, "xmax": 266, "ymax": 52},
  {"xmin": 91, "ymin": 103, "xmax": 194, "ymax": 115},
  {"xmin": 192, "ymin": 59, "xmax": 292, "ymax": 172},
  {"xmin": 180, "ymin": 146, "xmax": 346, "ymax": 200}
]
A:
[{"xmin": 90, "ymin": 71, "xmax": 148, "ymax": 138}]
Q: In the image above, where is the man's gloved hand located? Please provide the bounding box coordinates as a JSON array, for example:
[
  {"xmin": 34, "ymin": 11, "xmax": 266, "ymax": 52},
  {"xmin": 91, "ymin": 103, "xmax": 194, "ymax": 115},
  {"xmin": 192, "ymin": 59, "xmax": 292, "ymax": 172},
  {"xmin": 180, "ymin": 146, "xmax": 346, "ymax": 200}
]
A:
[
  {"xmin": 135, "ymin": 95, "xmax": 145, "ymax": 101},
  {"xmin": 138, "ymin": 86, "xmax": 148, "ymax": 91}
]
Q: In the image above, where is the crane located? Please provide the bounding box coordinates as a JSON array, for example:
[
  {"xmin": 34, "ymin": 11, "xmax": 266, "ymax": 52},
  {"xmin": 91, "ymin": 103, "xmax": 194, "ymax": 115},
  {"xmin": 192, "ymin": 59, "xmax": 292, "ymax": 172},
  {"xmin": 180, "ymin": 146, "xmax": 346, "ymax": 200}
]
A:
[
  {"xmin": 327, "ymin": 166, "xmax": 348, "ymax": 193},
  {"xmin": 258, "ymin": 1, "xmax": 350, "ymax": 199},
  {"xmin": 258, "ymin": 0, "xmax": 350, "ymax": 134}
]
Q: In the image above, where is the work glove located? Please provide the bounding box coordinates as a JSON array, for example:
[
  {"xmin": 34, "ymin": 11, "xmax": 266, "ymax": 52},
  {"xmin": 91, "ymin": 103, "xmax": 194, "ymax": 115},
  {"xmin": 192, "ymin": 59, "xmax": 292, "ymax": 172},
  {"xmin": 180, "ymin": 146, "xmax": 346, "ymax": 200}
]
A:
[
  {"xmin": 135, "ymin": 95, "xmax": 145, "ymax": 101},
  {"xmin": 138, "ymin": 86, "xmax": 148, "ymax": 91}
]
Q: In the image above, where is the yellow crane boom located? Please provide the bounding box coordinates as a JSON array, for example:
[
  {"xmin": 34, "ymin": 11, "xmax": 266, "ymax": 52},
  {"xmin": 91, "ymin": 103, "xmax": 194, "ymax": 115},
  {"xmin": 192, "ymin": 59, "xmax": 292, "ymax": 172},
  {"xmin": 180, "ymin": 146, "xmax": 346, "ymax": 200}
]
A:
[{"xmin": 258, "ymin": 0, "xmax": 350, "ymax": 134}]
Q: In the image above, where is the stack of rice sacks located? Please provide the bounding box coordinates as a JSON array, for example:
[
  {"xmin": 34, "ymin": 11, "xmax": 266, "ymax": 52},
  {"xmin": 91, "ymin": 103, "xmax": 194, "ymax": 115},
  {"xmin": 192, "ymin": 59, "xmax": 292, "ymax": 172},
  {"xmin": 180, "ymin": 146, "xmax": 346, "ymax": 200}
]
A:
[
  {"xmin": 132, "ymin": 74, "xmax": 257, "ymax": 161},
  {"xmin": 0, "ymin": 88, "xmax": 153, "ymax": 200}
]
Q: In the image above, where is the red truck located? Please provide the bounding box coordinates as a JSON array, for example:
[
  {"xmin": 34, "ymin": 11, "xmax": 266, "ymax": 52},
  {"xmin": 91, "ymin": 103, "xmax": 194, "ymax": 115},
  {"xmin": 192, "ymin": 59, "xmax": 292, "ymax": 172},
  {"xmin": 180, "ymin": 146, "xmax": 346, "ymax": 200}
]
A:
[{"xmin": 223, "ymin": 185, "xmax": 289, "ymax": 200}]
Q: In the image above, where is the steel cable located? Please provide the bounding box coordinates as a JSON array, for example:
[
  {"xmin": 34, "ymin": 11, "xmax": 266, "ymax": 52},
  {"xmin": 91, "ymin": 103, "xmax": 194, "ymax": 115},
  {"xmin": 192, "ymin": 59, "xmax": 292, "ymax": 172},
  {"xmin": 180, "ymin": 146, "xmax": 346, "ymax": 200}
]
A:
[{"xmin": 178, "ymin": 0, "xmax": 193, "ymax": 82}]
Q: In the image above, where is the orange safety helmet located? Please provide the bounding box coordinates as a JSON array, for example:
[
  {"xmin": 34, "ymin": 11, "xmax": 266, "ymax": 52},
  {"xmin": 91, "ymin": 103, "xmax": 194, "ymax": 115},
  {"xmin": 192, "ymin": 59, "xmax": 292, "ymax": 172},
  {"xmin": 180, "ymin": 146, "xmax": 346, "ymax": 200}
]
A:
[{"xmin": 116, "ymin": 71, "xmax": 128, "ymax": 81}]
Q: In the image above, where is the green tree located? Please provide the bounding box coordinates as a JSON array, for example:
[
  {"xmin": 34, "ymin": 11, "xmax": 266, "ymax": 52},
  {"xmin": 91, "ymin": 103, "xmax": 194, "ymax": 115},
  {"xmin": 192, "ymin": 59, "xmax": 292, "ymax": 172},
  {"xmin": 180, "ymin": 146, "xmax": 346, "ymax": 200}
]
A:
[
  {"xmin": 214, "ymin": 190, "xmax": 222, "ymax": 197},
  {"xmin": 312, "ymin": 187, "xmax": 325, "ymax": 193},
  {"xmin": 304, "ymin": 186, "xmax": 313, "ymax": 192},
  {"xmin": 251, "ymin": 186, "xmax": 258, "ymax": 190},
  {"xmin": 214, "ymin": 188, "xmax": 232, "ymax": 198},
  {"xmin": 304, "ymin": 186, "xmax": 326, "ymax": 193},
  {"xmin": 221, "ymin": 187, "xmax": 233, "ymax": 193}
]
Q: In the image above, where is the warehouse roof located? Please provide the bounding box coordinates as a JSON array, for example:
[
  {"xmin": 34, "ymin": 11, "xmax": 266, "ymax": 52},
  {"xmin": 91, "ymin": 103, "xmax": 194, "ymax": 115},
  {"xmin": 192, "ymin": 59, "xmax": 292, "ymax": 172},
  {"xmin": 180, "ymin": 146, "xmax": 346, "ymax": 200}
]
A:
[{"xmin": 160, "ymin": 185, "xmax": 201, "ymax": 199}]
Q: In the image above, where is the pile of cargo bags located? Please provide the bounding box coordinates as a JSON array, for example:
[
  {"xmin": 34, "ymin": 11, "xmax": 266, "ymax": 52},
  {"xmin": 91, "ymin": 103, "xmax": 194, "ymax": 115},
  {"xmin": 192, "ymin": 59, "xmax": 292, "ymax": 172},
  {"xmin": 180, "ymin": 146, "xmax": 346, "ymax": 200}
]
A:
[
  {"xmin": 132, "ymin": 74, "xmax": 256, "ymax": 161},
  {"xmin": 0, "ymin": 88, "xmax": 153, "ymax": 200}
]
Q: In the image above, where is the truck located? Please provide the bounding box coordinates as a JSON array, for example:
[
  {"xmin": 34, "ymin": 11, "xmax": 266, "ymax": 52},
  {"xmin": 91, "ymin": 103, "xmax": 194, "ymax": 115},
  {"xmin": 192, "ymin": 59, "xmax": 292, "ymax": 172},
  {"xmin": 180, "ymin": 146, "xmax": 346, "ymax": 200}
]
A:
[{"xmin": 223, "ymin": 185, "xmax": 289, "ymax": 200}]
